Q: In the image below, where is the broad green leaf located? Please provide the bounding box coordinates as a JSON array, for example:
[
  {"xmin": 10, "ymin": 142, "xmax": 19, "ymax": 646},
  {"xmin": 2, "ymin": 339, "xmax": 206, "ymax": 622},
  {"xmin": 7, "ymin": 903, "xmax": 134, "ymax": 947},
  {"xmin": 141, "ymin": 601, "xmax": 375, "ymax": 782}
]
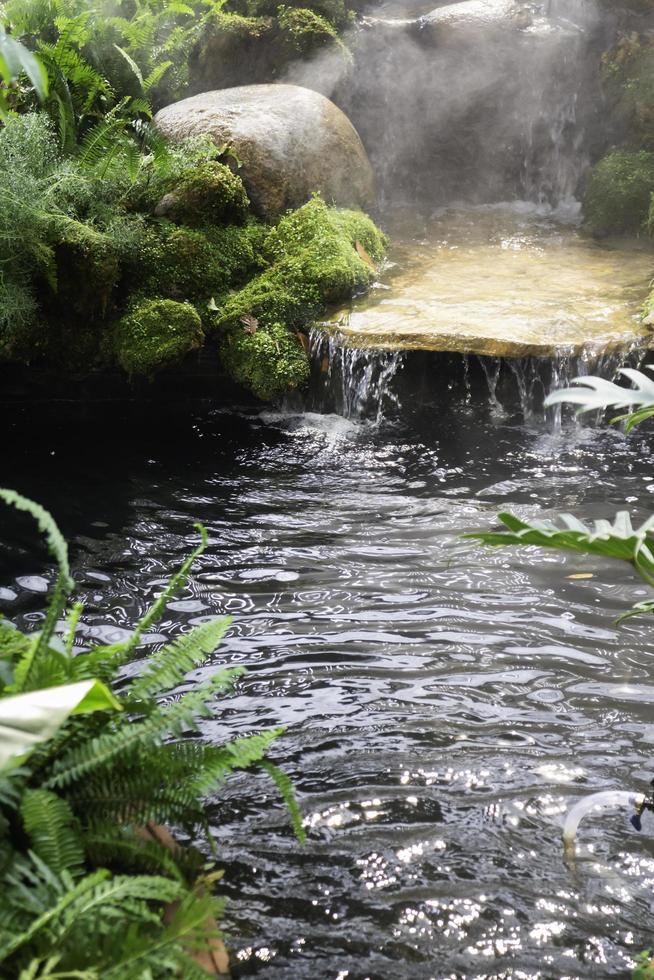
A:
[
  {"xmin": 466, "ymin": 510, "xmax": 654, "ymax": 584},
  {"xmin": 544, "ymin": 367, "xmax": 654, "ymax": 432},
  {"xmin": 0, "ymin": 680, "xmax": 122, "ymax": 771},
  {"xmin": 0, "ymin": 27, "xmax": 48, "ymax": 100}
]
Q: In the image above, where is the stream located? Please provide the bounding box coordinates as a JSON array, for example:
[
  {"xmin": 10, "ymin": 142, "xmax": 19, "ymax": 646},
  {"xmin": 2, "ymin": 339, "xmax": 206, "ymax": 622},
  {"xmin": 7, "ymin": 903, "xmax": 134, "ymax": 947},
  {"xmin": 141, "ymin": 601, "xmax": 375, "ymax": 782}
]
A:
[{"xmin": 3, "ymin": 347, "xmax": 654, "ymax": 976}]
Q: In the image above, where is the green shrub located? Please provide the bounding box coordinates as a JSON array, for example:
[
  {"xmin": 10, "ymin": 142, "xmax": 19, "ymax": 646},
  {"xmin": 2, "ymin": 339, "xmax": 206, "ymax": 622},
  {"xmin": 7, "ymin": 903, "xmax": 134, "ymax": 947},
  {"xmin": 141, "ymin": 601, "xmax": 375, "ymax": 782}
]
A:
[
  {"xmin": 0, "ymin": 489, "xmax": 304, "ymax": 977},
  {"xmin": 583, "ymin": 149, "xmax": 654, "ymax": 235},
  {"xmin": 113, "ymin": 298, "xmax": 204, "ymax": 375}
]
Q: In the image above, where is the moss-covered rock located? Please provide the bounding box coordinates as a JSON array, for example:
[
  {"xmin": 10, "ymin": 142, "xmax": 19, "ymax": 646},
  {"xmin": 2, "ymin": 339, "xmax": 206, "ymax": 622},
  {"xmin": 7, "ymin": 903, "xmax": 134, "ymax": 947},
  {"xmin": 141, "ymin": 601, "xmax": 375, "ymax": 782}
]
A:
[
  {"xmin": 49, "ymin": 217, "xmax": 121, "ymax": 322},
  {"xmin": 277, "ymin": 6, "xmax": 343, "ymax": 54},
  {"xmin": 213, "ymin": 196, "xmax": 387, "ymax": 399},
  {"xmin": 113, "ymin": 299, "xmax": 204, "ymax": 376},
  {"xmin": 601, "ymin": 35, "xmax": 654, "ymax": 148},
  {"xmin": 215, "ymin": 197, "xmax": 386, "ymax": 330},
  {"xmin": 154, "ymin": 160, "xmax": 250, "ymax": 226},
  {"xmin": 125, "ymin": 218, "xmax": 267, "ymax": 306},
  {"xmin": 583, "ymin": 149, "xmax": 654, "ymax": 235},
  {"xmin": 219, "ymin": 319, "xmax": 310, "ymax": 399}
]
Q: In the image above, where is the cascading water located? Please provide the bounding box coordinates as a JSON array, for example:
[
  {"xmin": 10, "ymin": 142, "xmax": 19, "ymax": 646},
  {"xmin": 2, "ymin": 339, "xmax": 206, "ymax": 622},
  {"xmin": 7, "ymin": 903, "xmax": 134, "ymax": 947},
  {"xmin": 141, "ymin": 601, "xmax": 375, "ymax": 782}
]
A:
[{"xmin": 306, "ymin": 327, "xmax": 404, "ymax": 420}]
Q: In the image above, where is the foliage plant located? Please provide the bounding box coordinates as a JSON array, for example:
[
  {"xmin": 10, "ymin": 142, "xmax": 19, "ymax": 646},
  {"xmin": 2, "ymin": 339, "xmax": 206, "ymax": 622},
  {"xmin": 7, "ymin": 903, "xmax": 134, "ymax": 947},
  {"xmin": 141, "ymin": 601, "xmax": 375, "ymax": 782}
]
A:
[
  {"xmin": 0, "ymin": 488, "xmax": 304, "ymax": 978},
  {"xmin": 467, "ymin": 366, "xmax": 654, "ymax": 621}
]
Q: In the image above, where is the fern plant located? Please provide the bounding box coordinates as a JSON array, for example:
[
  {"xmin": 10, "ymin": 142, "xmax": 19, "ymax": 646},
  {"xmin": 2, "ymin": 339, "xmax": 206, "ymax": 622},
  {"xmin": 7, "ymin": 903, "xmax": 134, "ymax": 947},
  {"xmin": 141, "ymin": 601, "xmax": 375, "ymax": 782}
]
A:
[{"xmin": 0, "ymin": 489, "xmax": 305, "ymax": 978}]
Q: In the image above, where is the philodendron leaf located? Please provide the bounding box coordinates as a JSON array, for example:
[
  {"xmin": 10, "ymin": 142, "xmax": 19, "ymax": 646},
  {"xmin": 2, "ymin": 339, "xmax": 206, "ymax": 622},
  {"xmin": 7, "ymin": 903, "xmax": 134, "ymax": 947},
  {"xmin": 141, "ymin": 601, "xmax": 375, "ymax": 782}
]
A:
[
  {"xmin": 466, "ymin": 510, "xmax": 654, "ymax": 587},
  {"xmin": 0, "ymin": 679, "xmax": 121, "ymax": 771},
  {"xmin": 0, "ymin": 26, "xmax": 48, "ymax": 100},
  {"xmin": 544, "ymin": 367, "xmax": 654, "ymax": 432}
]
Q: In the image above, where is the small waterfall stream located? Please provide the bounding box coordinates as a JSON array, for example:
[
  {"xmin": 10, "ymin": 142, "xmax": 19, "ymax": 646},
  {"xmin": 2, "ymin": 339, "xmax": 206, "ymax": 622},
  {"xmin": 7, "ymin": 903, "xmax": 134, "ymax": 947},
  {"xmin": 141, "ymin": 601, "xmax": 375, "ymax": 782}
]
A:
[{"xmin": 307, "ymin": 329, "xmax": 646, "ymax": 429}]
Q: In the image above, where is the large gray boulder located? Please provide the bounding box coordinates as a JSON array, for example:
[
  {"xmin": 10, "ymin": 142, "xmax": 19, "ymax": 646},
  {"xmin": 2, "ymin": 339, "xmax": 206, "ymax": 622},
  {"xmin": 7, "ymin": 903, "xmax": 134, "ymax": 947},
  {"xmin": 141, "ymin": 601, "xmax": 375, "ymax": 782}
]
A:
[{"xmin": 154, "ymin": 84, "xmax": 375, "ymax": 219}]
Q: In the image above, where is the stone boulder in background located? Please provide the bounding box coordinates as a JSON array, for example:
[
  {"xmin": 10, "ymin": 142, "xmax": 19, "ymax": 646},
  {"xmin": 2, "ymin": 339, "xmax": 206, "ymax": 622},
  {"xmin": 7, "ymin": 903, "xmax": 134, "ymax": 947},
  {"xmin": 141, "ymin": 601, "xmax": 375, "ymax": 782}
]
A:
[{"xmin": 154, "ymin": 84, "xmax": 375, "ymax": 219}]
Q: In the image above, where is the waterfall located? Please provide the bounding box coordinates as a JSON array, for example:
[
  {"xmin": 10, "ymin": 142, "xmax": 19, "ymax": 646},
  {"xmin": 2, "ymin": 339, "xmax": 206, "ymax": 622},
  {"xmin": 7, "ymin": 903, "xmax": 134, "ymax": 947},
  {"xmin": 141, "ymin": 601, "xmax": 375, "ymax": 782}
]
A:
[
  {"xmin": 307, "ymin": 328, "xmax": 404, "ymax": 421},
  {"xmin": 320, "ymin": 0, "xmax": 607, "ymax": 207},
  {"xmin": 305, "ymin": 335, "xmax": 646, "ymax": 428},
  {"xmin": 475, "ymin": 342, "xmax": 646, "ymax": 428}
]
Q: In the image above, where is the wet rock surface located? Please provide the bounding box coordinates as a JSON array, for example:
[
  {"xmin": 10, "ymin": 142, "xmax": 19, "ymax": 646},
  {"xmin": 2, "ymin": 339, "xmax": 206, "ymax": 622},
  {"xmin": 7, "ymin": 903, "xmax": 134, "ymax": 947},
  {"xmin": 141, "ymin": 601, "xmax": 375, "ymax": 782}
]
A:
[{"xmin": 154, "ymin": 84, "xmax": 375, "ymax": 218}]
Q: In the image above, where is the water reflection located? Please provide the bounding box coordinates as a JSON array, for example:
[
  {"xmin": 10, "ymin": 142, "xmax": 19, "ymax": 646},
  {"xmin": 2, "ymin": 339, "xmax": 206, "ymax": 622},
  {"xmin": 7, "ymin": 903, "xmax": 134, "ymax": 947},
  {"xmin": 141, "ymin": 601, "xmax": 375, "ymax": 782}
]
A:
[{"xmin": 2, "ymin": 397, "xmax": 654, "ymax": 977}]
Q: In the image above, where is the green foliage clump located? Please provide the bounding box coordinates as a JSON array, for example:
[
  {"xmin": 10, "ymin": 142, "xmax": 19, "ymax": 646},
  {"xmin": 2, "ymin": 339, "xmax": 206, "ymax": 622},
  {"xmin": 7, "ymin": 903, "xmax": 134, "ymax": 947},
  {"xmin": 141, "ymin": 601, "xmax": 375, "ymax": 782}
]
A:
[
  {"xmin": 216, "ymin": 196, "xmax": 386, "ymax": 330},
  {"xmin": 220, "ymin": 319, "xmax": 310, "ymax": 400},
  {"xmin": 277, "ymin": 5, "xmax": 341, "ymax": 53},
  {"xmin": 155, "ymin": 160, "xmax": 250, "ymax": 226},
  {"xmin": 582, "ymin": 149, "xmax": 654, "ymax": 235},
  {"xmin": 213, "ymin": 197, "xmax": 386, "ymax": 399},
  {"xmin": 0, "ymin": 489, "xmax": 304, "ymax": 977},
  {"xmin": 601, "ymin": 35, "xmax": 654, "ymax": 148},
  {"xmin": 113, "ymin": 299, "xmax": 204, "ymax": 376}
]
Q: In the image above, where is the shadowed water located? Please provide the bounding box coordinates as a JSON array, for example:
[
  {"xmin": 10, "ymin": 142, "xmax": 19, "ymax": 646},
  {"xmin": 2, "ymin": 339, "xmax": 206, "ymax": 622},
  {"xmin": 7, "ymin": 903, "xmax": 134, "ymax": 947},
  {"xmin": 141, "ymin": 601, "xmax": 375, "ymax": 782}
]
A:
[{"xmin": 2, "ymin": 383, "xmax": 654, "ymax": 978}]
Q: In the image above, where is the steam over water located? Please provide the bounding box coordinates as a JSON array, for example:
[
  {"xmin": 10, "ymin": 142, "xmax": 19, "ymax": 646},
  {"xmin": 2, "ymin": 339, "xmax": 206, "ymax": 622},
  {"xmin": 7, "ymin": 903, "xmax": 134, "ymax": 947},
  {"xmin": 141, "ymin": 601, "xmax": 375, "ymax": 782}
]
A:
[
  {"xmin": 4, "ymin": 2, "xmax": 654, "ymax": 977},
  {"xmin": 287, "ymin": 0, "xmax": 609, "ymax": 206}
]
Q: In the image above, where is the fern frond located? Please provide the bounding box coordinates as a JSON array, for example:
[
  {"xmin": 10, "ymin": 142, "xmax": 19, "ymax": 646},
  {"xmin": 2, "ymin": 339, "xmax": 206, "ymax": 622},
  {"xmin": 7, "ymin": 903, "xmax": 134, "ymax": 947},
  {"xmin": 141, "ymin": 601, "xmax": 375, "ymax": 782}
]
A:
[
  {"xmin": 20, "ymin": 789, "xmax": 84, "ymax": 877},
  {"xmin": 45, "ymin": 668, "xmax": 244, "ymax": 789},
  {"xmin": 126, "ymin": 616, "xmax": 231, "ymax": 703},
  {"xmin": 82, "ymin": 827, "xmax": 195, "ymax": 881},
  {"xmin": 0, "ymin": 490, "xmax": 72, "ymax": 591},
  {"xmin": 188, "ymin": 730, "xmax": 283, "ymax": 796},
  {"xmin": 0, "ymin": 491, "xmax": 73, "ymax": 665},
  {"xmin": 0, "ymin": 869, "xmax": 110, "ymax": 960},
  {"xmin": 260, "ymin": 760, "xmax": 306, "ymax": 843},
  {"xmin": 64, "ymin": 603, "xmax": 83, "ymax": 657},
  {"xmin": 142, "ymin": 60, "xmax": 172, "ymax": 93},
  {"xmin": 102, "ymin": 890, "xmax": 222, "ymax": 980},
  {"xmin": 116, "ymin": 523, "xmax": 209, "ymax": 659},
  {"xmin": 76, "ymin": 117, "xmax": 126, "ymax": 169}
]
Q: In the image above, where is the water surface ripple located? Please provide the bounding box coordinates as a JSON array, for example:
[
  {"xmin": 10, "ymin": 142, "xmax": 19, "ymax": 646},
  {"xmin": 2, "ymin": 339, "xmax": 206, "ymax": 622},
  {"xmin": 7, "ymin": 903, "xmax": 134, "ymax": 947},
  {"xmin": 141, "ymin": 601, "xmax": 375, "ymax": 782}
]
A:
[{"xmin": 3, "ymin": 400, "xmax": 654, "ymax": 978}]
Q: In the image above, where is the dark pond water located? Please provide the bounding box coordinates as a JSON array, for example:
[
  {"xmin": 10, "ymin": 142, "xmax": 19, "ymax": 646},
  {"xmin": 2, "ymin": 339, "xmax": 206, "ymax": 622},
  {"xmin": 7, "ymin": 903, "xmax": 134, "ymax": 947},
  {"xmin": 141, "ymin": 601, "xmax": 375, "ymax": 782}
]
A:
[{"xmin": 2, "ymin": 364, "xmax": 654, "ymax": 979}]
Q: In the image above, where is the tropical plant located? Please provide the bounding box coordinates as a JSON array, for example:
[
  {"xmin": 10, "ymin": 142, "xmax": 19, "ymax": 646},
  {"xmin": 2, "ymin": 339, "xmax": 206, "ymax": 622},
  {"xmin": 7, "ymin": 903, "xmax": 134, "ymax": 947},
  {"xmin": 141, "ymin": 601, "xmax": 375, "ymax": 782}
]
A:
[
  {"xmin": 544, "ymin": 365, "xmax": 654, "ymax": 433},
  {"xmin": 0, "ymin": 24, "xmax": 47, "ymax": 116},
  {"xmin": 0, "ymin": 488, "xmax": 304, "ymax": 978},
  {"xmin": 468, "ymin": 365, "xmax": 654, "ymax": 622}
]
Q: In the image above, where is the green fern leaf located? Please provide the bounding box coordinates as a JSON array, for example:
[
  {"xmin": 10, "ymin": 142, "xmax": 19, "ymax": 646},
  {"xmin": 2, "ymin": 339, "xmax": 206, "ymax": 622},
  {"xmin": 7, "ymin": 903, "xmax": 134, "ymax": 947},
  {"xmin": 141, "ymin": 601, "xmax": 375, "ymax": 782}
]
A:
[
  {"xmin": 116, "ymin": 523, "xmax": 209, "ymax": 659},
  {"xmin": 20, "ymin": 789, "xmax": 84, "ymax": 876},
  {"xmin": 127, "ymin": 616, "xmax": 231, "ymax": 703},
  {"xmin": 260, "ymin": 760, "xmax": 306, "ymax": 843},
  {"xmin": 45, "ymin": 668, "xmax": 244, "ymax": 789}
]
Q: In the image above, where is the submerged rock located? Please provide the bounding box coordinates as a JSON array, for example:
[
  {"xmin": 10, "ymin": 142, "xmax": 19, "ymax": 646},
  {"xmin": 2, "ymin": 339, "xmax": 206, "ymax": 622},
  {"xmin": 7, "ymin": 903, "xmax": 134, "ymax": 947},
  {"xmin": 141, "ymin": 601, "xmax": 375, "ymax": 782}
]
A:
[{"xmin": 154, "ymin": 85, "xmax": 375, "ymax": 218}]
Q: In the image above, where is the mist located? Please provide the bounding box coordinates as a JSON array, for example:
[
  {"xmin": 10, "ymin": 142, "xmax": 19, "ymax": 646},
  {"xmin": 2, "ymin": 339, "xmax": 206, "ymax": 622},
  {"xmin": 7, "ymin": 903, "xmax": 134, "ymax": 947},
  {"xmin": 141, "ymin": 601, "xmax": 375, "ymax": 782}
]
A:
[{"xmin": 283, "ymin": 0, "xmax": 612, "ymax": 207}]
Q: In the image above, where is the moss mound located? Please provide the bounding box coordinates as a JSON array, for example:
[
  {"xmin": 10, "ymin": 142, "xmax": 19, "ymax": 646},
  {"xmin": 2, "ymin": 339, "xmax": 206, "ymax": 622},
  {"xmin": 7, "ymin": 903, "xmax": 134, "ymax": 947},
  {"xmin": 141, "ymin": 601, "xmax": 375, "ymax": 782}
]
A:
[
  {"xmin": 583, "ymin": 149, "xmax": 654, "ymax": 235},
  {"xmin": 113, "ymin": 299, "xmax": 204, "ymax": 376},
  {"xmin": 213, "ymin": 197, "xmax": 386, "ymax": 400},
  {"xmin": 155, "ymin": 161, "xmax": 250, "ymax": 226},
  {"xmin": 215, "ymin": 197, "xmax": 386, "ymax": 329},
  {"xmin": 220, "ymin": 320, "xmax": 310, "ymax": 400}
]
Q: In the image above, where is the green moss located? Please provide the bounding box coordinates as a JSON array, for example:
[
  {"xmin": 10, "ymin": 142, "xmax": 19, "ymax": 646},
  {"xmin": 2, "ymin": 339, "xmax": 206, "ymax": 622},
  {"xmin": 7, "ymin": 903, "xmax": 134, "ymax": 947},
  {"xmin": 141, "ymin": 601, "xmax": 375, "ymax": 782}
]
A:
[
  {"xmin": 50, "ymin": 216, "xmax": 121, "ymax": 321},
  {"xmin": 156, "ymin": 161, "xmax": 250, "ymax": 226},
  {"xmin": 219, "ymin": 319, "xmax": 310, "ymax": 400},
  {"xmin": 583, "ymin": 150, "xmax": 654, "ymax": 235},
  {"xmin": 601, "ymin": 37, "xmax": 654, "ymax": 147},
  {"xmin": 277, "ymin": 6, "xmax": 342, "ymax": 54},
  {"xmin": 213, "ymin": 197, "xmax": 387, "ymax": 399},
  {"xmin": 113, "ymin": 299, "xmax": 204, "ymax": 376},
  {"xmin": 125, "ymin": 218, "xmax": 267, "ymax": 309},
  {"xmin": 216, "ymin": 197, "xmax": 387, "ymax": 330}
]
